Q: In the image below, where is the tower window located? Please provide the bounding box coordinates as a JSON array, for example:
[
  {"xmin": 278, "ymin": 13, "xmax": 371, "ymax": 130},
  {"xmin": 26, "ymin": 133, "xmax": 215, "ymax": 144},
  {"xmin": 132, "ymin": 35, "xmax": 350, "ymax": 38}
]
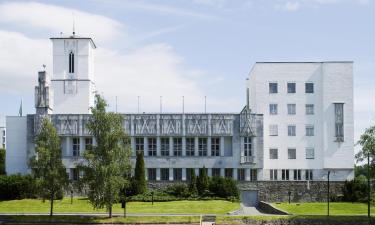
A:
[{"xmin": 69, "ymin": 51, "xmax": 75, "ymax": 74}]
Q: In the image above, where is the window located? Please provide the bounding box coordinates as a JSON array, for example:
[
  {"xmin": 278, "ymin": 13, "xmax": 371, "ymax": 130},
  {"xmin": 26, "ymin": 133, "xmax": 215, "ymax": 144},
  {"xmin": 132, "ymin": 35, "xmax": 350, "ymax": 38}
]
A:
[
  {"xmin": 288, "ymin": 125, "xmax": 296, "ymax": 136},
  {"xmin": 244, "ymin": 137, "xmax": 252, "ymax": 156},
  {"xmin": 306, "ymin": 125, "xmax": 314, "ymax": 136},
  {"xmin": 186, "ymin": 138, "xmax": 195, "ymax": 156},
  {"xmin": 306, "ymin": 148, "xmax": 315, "ymax": 159},
  {"xmin": 269, "ymin": 82, "xmax": 278, "ymax": 93},
  {"xmin": 173, "ymin": 138, "xmax": 182, "ymax": 156},
  {"xmin": 69, "ymin": 51, "xmax": 74, "ymax": 74},
  {"xmin": 306, "ymin": 104, "xmax": 314, "ymax": 115},
  {"xmin": 305, "ymin": 83, "xmax": 314, "ymax": 93},
  {"xmin": 282, "ymin": 169, "xmax": 289, "ymax": 181},
  {"xmin": 225, "ymin": 168, "xmax": 233, "ymax": 178},
  {"xmin": 71, "ymin": 168, "xmax": 80, "ymax": 181},
  {"xmin": 211, "ymin": 138, "xmax": 220, "ymax": 156},
  {"xmin": 269, "ymin": 124, "xmax": 278, "ymax": 136},
  {"xmin": 305, "ymin": 170, "xmax": 314, "ymax": 180},
  {"xmin": 173, "ymin": 168, "xmax": 182, "ymax": 181},
  {"xmin": 269, "ymin": 104, "xmax": 278, "ymax": 115},
  {"xmin": 148, "ymin": 138, "xmax": 157, "ymax": 156},
  {"xmin": 198, "ymin": 138, "xmax": 207, "ymax": 156},
  {"xmin": 72, "ymin": 138, "xmax": 80, "ymax": 156},
  {"xmin": 293, "ymin": 170, "xmax": 301, "ymax": 180},
  {"xmin": 85, "ymin": 138, "xmax": 92, "ymax": 150},
  {"xmin": 160, "ymin": 168, "xmax": 169, "ymax": 181},
  {"xmin": 287, "ymin": 104, "xmax": 296, "ymax": 115},
  {"xmin": 186, "ymin": 168, "xmax": 194, "ymax": 181},
  {"xmin": 270, "ymin": 169, "xmax": 278, "ymax": 180},
  {"xmin": 250, "ymin": 169, "xmax": 257, "ymax": 181},
  {"xmin": 161, "ymin": 138, "xmax": 169, "ymax": 156},
  {"xmin": 135, "ymin": 137, "xmax": 144, "ymax": 154},
  {"xmin": 238, "ymin": 169, "xmax": 245, "ymax": 181},
  {"xmin": 147, "ymin": 168, "xmax": 156, "ymax": 181},
  {"xmin": 212, "ymin": 168, "xmax": 221, "ymax": 177},
  {"xmin": 269, "ymin": 148, "xmax": 278, "ymax": 159},
  {"xmin": 334, "ymin": 103, "xmax": 344, "ymax": 140},
  {"xmin": 287, "ymin": 83, "xmax": 296, "ymax": 93},
  {"xmin": 288, "ymin": 148, "xmax": 296, "ymax": 159}
]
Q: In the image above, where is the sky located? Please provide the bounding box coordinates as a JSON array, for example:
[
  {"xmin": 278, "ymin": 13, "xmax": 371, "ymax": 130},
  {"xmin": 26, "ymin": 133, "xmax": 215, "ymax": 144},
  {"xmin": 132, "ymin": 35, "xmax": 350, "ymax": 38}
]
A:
[{"xmin": 0, "ymin": 0, "xmax": 374, "ymax": 152}]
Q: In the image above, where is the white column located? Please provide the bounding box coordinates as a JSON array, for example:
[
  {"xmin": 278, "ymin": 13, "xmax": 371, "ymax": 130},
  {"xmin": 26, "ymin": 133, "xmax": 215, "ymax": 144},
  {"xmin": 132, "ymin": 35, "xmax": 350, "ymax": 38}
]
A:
[
  {"xmin": 169, "ymin": 137, "xmax": 173, "ymax": 156},
  {"xmin": 207, "ymin": 137, "xmax": 212, "ymax": 157},
  {"xmin": 245, "ymin": 168, "xmax": 251, "ymax": 181},
  {"xmin": 233, "ymin": 168, "xmax": 238, "ymax": 181},
  {"xmin": 80, "ymin": 137, "xmax": 85, "ymax": 155},
  {"xmin": 182, "ymin": 168, "xmax": 187, "ymax": 181},
  {"xmin": 67, "ymin": 136, "xmax": 71, "ymax": 156},
  {"xmin": 220, "ymin": 168, "xmax": 225, "ymax": 177},
  {"xmin": 157, "ymin": 137, "xmax": 161, "ymax": 156},
  {"xmin": 156, "ymin": 168, "xmax": 161, "ymax": 181},
  {"xmin": 195, "ymin": 137, "xmax": 199, "ymax": 156},
  {"xmin": 169, "ymin": 168, "xmax": 173, "ymax": 181},
  {"xmin": 144, "ymin": 137, "xmax": 148, "ymax": 157},
  {"xmin": 131, "ymin": 137, "xmax": 136, "ymax": 157},
  {"xmin": 208, "ymin": 168, "xmax": 212, "ymax": 177},
  {"xmin": 195, "ymin": 168, "xmax": 199, "ymax": 176},
  {"xmin": 182, "ymin": 137, "xmax": 186, "ymax": 156},
  {"xmin": 220, "ymin": 137, "xmax": 225, "ymax": 156}
]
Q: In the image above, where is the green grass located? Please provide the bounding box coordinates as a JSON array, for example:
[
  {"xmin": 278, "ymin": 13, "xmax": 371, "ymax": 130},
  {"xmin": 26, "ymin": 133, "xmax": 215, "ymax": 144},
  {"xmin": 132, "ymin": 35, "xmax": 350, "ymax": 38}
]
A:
[
  {"xmin": 0, "ymin": 198, "xmax": 239, "ymax": 214},
  {"xmin": 0, "ymin": 215, "xmax": 201, "ymax": 224},
  {"xmin": 273, "ymin": 202, "xmax": 375, "ymax": 215}
]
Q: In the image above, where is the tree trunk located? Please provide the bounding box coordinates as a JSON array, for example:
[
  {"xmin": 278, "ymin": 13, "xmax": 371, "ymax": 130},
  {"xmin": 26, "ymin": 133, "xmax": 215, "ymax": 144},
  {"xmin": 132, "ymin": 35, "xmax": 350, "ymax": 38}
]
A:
[
  {"xmin": 109, "ymin": 205, "xmax": 112, "ymax": 218},
  {"xmin": 50, "ymin": 191, "xmax": 54, "ymax": 217}
]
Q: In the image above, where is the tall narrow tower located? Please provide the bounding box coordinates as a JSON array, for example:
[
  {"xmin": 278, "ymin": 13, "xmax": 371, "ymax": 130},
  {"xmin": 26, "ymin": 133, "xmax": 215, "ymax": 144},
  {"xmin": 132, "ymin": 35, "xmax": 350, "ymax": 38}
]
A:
[{"xmin": 50, "ymin": 34, "xmax": 96, "ymax": 114}]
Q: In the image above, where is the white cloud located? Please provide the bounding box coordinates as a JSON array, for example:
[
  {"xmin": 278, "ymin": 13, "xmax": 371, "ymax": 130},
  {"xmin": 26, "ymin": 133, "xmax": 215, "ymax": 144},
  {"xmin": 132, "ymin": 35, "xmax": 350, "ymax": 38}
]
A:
[
  {"xmin": 0, "ymin": 1, "xmax": 122, "ymax": 42},
  {"xmin": 275, "ymin": 0, "xmax": 371, "ymax": 11},
  {"xmin": 284, "ymin": 1, "xmax": 301, "ymax": 11}
]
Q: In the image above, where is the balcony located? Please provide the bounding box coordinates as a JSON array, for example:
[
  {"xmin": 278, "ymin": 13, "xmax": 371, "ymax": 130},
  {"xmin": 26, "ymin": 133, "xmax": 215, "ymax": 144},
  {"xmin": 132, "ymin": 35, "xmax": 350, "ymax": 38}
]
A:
[{"xmin": 240, "ymin": 155, "xmax": 255, "ymax": 164}]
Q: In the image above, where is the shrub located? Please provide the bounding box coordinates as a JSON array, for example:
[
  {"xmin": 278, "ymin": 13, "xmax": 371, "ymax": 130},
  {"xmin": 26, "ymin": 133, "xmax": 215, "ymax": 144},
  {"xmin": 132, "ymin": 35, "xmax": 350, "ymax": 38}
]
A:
[
  {"xmin": 342, "ymin": 175, "xmax": 368, "ymax": 202},
  {"xmin": 165, "ymin": 183, "xmax": 190, "ymax": 198},
  {"xmin": 0, "ymin": 174, "xmax": 37, "ymax": 200},
  {"xmin": 133, "ymin": 152, "xmax": 146, "ymax": 195},
  {"xmin": 197, "ymin": 167, "xmax": 209, "ymax": 195},
  {"xmin": 209, "ymin": 176, "xmax": 239, "ymax": 199},
  {"xmin": 188, "ymin": 170, "xmax": 198, "ymax": 196},
  {"xmin": 0, "ymin": 149, "xmax": 5, "ymax": 175}
]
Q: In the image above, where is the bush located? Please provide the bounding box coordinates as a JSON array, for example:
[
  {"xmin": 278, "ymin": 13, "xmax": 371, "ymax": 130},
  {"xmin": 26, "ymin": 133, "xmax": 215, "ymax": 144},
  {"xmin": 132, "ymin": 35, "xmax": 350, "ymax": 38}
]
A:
[
  {"xmin": 197, "ymin": 167, "xmax": 209, "ymax": 195},
  {"xmin": 209, "ymin": 176, "xmax": 239, "ymax": 199},
  {"xmin": 133, "ymin": 152, "xmax": 146, "ymax": 195},
  {"xmin": 0, "ymin": 174, "xmax": 37, "ymax": 200},
  {"xmin": 165, "ymin": 183, "xmax": 190, "ymax": 198},
  {"xmin": 342, "ymin": 175, "xmax": 368, "ymax": 202},
  {"xmin": 0, "ymin": 149, "xmax": 5, "ymax": 175}
]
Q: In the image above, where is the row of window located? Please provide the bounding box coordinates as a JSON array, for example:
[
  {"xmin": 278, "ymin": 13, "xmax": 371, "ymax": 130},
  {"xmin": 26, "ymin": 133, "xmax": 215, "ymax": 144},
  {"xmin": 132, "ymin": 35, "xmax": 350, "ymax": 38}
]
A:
[
  {"xmin": 269, "ymin": 104, "xmax": 314, "ymax": 115},
  {"xmin": 269, "ymin": 82, "xmax": 314, "ymax": 94},
  {"xmin": 270, "ymin": 169, "xmax": 314, "ymax": 181},
  {"xmin": 72, "ymin": 137, "xmax": 92, "ymax": 156},
  {"xmin": 269, "ymin": 148, "xmax": 314, "ymax": 160},
  {"xmin": 135, "ymin": 137, "xmax": 221, "ymax": 157},
  {"xmin": 147, "ymin": 168, "xmax": 258, "ymax": 181},
  {"xmin": 269, "ymin": 124, "xmax": 315, "ymax": 137}
]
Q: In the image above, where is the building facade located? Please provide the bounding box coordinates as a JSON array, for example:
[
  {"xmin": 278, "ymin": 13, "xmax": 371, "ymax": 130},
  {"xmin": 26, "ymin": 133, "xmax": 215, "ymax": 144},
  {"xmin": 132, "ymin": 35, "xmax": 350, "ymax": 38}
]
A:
[
  {"xmin": 0, "ymin": 126, "xmax": 5, "ymax": 149},
  {"xmin": 6, "ymin": 35, "xmax": 354, "ymax": 190}
]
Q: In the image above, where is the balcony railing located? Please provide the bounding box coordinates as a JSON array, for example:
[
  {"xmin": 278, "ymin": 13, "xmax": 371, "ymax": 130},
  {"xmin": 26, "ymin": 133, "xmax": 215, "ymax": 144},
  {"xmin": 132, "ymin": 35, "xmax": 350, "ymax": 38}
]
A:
[{"xmin": 240, "ymin": 155, "xmax": 254, "ymax": 164}]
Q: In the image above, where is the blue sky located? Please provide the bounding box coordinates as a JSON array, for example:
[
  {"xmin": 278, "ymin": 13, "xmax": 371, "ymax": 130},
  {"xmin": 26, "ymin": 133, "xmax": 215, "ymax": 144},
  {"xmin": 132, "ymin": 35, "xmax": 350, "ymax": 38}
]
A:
[{"xmin": 0, "ymin": 0, "xmax": 374, "ymax": 149}]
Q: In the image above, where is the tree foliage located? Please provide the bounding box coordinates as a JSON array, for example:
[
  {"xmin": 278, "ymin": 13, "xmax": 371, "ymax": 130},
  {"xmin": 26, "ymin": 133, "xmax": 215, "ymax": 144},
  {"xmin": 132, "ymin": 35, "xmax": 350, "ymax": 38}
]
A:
[
  {"xmin": 356, "ymin": 125, "xmax": 375, "ymax": 164},
  {"xmin": 342, "ymin": 175, "xmax": 368, "ymax": 202},
  {"xmin": 29, "ymin": 117, "xmax": 68, "ymax": 216},
  {"xmin": 0, "ymin": 174, "xmax": 37, "ymax": 200},
  {"xmin": 188, "ymin": 169, "xmax": 198, "ymax": 196},
  {"xmin": 0, "ymin": 148, "xmax": 5, "ymax": 175},
  {"xmin": 133, "ymin": 151, "xmax": 146, "ymax": 195},
  {"xmin": 80, "ymin": 94, "xmax": 132, "ymax": 218},
  {"xmin": 197, "ymin": 167, "xmax": 209, "ymax": 195}
]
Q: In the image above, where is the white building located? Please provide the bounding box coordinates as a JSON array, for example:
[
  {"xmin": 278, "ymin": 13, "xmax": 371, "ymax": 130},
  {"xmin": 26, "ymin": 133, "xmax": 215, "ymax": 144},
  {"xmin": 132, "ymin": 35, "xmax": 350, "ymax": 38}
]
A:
[
  {"xmin": 0, "ymin": 126, "xmax": 5, "ymax": 149},
  {"xmin": 5, "ymin": 35, "xmax": 354, "ymax": 202}
]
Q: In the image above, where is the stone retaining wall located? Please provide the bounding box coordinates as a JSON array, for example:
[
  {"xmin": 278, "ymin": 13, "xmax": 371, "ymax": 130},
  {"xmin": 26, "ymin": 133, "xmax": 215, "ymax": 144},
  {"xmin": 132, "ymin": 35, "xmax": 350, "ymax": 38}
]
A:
[
  {"xmin": 231, "ymin": 218, "xmax": 375, "ymax": 225},
  {"xmin": 147, "ymin": 181, "xmax": 345, "ymax": 203}
]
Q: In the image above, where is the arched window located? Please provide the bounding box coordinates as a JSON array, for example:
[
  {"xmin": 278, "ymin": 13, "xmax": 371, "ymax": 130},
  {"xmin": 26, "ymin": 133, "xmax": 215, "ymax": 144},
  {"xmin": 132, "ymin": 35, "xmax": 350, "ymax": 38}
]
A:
[{"xmin": 69, "ymin": 51, "xmax": 74, "ymax": 73}]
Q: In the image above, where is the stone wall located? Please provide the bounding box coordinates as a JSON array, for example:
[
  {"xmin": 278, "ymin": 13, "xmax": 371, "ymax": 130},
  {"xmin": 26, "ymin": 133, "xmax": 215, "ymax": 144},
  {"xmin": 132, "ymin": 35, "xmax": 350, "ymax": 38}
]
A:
[
  {"xmin": 147, "ymin": 180, "xmax": 345, "ymax": 203},
  {"xmin": 229, "ymin": 218, "xmax": 375, "ymax": 225}
]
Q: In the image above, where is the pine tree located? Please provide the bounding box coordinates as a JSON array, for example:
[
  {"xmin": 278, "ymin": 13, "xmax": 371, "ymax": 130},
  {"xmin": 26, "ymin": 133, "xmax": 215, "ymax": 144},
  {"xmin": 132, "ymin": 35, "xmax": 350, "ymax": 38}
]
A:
[
  {"xmin": 133, "ymin": 151, "xmax": 146, "ymax": 195},
  {"xmin": 29, "ymin": 117, "xmax": 68, "ymax": 217},
  {"xmin": 81, "ymin": 94, "xmax": 132, "ymax": 218},
  {"xmin": 197, "ymin": 166, "xmax": 209, "ymax": 195},
  {"xmin": 188, "ymin": 169, "xmax": 198, "ymax": 196}
]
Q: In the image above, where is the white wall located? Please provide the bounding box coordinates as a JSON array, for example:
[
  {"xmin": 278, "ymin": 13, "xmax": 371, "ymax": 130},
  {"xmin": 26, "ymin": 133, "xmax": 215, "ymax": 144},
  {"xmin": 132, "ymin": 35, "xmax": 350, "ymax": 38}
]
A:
[{"xmin": 5, "ymin": 116, "xmax": 28, "ymax": 174}]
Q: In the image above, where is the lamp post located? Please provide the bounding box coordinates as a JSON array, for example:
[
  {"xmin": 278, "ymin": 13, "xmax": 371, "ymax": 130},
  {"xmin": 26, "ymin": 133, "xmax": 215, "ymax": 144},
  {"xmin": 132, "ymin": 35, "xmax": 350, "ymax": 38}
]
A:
[
  {"xmin": 368, "ymin": 152, "xmax": 371, "ymax": 218},
  {"xmin": 327, "ymin": 170, "xmax": 331, "ymax": 217}
]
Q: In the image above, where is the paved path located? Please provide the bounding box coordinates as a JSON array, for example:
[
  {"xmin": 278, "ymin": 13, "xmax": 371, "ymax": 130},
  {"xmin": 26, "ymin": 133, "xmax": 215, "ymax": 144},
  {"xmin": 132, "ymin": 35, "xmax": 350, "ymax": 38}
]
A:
[{"xmin": 229, "ymin": 203, "xmax": 266, "ymax": 216}]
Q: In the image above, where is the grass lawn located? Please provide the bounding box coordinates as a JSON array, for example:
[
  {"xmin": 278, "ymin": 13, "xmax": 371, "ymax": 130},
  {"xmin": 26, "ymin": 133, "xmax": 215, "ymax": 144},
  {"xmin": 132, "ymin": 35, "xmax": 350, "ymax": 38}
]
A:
[
  {"xmin": 0, "ymin": 198, "xmax": 239, "ymax": 215},
  {"xmin": 273, "ymin": 202, "xmax": 375, "ymax": 215}
]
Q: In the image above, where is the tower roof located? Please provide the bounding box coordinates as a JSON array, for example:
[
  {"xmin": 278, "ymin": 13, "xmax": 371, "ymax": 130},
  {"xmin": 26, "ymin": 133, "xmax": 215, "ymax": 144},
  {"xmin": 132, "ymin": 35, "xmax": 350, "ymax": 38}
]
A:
[{"xmin": 50, "ymin": 35, "xmax": 96, "ymax": 48}]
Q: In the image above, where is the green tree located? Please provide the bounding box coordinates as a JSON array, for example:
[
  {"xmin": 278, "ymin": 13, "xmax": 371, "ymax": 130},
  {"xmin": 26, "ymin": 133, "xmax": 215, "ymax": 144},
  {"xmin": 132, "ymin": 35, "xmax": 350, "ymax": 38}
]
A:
[
  {"xmin": 0, "ymin": 148, "xmax": 5, "ymax": 175},
  {"xmin": 133, "ymin": 151, "xmax": 146, "ymax": 195},
  {"xmin": 356, "ymin": 125, "xmax": 375, "ymax": 164},
  {"xmin": 29, "ymin": 117, "xmax": 68, "ymax": 217},
  {"xmin": 81, "ymin": 94, "xmax": 132, "ymax": 218},
  {"xmin": 188, "ymin": 169, "xmax": 198, "ymax": 196},
  {"xmin": 197, "ymin": 167, "xmax": 209, "ymax": 195}
]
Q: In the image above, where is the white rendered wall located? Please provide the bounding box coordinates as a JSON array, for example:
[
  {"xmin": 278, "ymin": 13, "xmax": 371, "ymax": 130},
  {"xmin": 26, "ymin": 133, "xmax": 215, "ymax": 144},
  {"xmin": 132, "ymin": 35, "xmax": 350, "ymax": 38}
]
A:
[
  {"xmin": 5, "ymin": 116, "xmax": 28, "ymax": 174},
  {"xmin": 248, "ymin": 62, "xmax": 354, "ymax": 181}
]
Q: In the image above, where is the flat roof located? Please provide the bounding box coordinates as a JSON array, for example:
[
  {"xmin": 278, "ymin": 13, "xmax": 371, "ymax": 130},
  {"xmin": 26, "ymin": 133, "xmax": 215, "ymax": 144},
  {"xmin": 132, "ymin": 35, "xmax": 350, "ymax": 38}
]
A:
[{"xmin": 50, "ymin": 35, "xmax": 97, "ymax": 48}]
